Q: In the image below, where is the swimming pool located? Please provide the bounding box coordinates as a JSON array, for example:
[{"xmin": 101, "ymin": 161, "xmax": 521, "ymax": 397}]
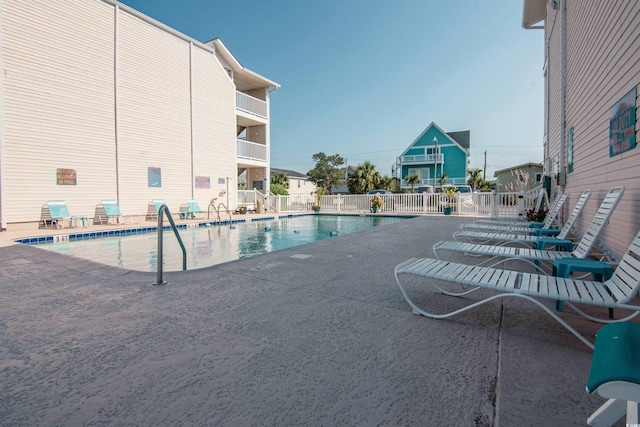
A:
[{"xmin": 22, "ymin": 215, "xmax": 408, "ymax": 272}]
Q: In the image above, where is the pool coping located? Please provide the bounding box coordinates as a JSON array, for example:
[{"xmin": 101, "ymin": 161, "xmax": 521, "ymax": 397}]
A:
[{"xmin": 14, "ymin": 212, "xmax": 417, "ymax": 245}]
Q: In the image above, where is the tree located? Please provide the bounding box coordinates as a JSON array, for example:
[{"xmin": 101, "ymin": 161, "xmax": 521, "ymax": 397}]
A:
[
  {"xmin": 379, "ymin": 175, "xmax": 396, "ymax": 192},
  {"xmin": 467, "ymin": 168, "xmax": 483, "ymax": 191},
  {"xmin": 306, "ymin": 152, "xmax": 345, "ymax": 194},
  {"xmin": 404, "ymin": 174, "xmax": 420, "ymax": 193},
  {"xmin": 270, "ymin": 183, "xmax": 288, "ymax": 195},
  {"xmin": 347, "ymin": 161, "xmax": 382, "ymax": 194},
  {"xmin": 272, "ymin": 172, "xmax": 289, "ymax": 188}
]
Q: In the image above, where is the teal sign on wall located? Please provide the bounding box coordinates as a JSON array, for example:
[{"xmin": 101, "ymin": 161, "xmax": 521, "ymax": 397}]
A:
[
  {"xmin": 609, "ymin": 88, "xmax": 637, "ymax": 157},
  {"xmin": 148, "ymin": 167, "xmax": 162, "ymax": 187}
]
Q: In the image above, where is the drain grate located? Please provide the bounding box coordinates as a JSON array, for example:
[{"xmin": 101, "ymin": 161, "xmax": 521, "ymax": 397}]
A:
[{"xmin": 290, "ymin": 254, "xmax": 312, "ymax": 259}]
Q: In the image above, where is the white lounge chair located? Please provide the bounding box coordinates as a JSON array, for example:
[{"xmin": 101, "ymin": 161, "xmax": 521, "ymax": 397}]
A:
[
  {"xmin": 460, "ymin": 192, "xmax": 569, "ymax": 233},
  {"xmin": 451, "ymin": 188, "xmax": 599, "ymax": 246},
  {"xmin": 435, "ymin": 189, "xmax": 620, "ymax": 271},
  {"xmin": 394, "ymin": 228, "xmax": 640, "ymax": 350}
]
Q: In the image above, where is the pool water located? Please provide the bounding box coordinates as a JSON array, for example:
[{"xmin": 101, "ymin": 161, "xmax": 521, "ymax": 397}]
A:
[{"xmin": 29, "ymin": 215, "xmax": 408, "ymax": 272}]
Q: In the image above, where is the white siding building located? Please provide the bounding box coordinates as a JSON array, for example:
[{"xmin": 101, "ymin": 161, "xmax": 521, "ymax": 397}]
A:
[
  {"xmin": 0, "ymin": 0, "xmax": 278, "ymax": 229},
  {"xmin": 523, "ymin": 0, "xmax": 640, "ymax": 258}
]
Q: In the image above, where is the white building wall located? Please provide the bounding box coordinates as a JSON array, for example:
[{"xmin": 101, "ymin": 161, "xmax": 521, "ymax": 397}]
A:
[
  {"xmin": 544, "ymin": 0, "xmax": 640, "ymax": 257},
  {"xmin": 117, "ymin": 10, "xmax": 192, "ymax": 215},
  {"xmin": 287, "ymin": 178, "xmax": 316, "ymax": 198},
  {"xmin": 1, "ymin": 0, "xmax": 117, "ymax": 222},
  {"xmin": 0, "ymin": 0, "xmax": 264, "ymax": 225},
  {"xmin": 190, "ymin": 44, "xmax": 237, "ymax": 211}
]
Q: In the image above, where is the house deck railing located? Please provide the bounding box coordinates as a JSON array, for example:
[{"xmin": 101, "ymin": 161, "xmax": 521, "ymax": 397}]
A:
[
  {"xmin": 236, "ymin": 92, "xmax": 267, "ymax": 118},
  {"xmin": 400, "ymin": 153, "xmax": 444, "ymax": 164},
  {"xmin": 237, "ymin": 139, "xmax": 267, "ymax": 162}
]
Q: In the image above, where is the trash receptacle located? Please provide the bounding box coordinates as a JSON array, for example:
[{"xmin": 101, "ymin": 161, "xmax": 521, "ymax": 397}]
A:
[{"xmin": 256, "ymin": 199, "xmax": 264, "ymax": 214}]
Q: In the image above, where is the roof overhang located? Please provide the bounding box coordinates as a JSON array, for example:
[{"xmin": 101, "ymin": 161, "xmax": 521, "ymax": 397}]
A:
[
  {"xmin": 522, "ymin": 0, "xmax": 547, "ymax": 29},
  {"xmin": 210, "ymin": 38, "xmax": 280, "ymax": 92}
]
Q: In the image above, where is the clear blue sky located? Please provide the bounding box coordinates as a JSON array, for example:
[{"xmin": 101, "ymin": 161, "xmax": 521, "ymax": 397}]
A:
[{"xmin": 119, "ymin": 0, "xmax": 544, "ymax": 179}]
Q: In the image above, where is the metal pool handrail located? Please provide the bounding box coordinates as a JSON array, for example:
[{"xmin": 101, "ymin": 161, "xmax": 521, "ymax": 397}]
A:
[{"xmin": 153, "ymin": 204, "xmax": 186, "ymax": 285}]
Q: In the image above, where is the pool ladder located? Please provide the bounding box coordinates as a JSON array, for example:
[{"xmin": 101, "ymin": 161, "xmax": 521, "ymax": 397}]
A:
[
  {"xmin": 208, "ymin": 198, "xmax": 232, "ymax": 223},
  {"xmin": 153, "ymin": 204, "xmax": 186, "ymax": 285}
]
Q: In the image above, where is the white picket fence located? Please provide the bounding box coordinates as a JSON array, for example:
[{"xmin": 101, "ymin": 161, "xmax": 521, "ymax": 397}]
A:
[{"xmin": 262, "ymin": 186, "xmax": 544, "ymax": 219}]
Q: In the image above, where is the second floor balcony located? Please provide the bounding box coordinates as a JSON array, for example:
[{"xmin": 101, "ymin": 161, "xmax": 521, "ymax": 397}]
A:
[
  {"xmin": 400, "ymin": 153, "xmax": 444, "ymax": 164},
  {"xmin": 237, "ymin": 139, "xmax": 267, "ymax": 163}
]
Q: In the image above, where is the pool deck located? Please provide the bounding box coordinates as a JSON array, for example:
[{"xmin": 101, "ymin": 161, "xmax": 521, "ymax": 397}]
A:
[{"xmin": 0, "ymin": 214, "xmax": 621, "ymax": 426}]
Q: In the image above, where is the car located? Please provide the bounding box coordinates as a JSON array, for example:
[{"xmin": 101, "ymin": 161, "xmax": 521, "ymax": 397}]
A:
[{"xmin": 415, "ymin": 185, "xmax": 434, "ymax": 194}]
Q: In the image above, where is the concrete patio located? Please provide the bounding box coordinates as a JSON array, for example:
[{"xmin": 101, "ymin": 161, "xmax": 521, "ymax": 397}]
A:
[{"xmin": 0, "ymin": 215, "xmax": 619, "ymax": 426}]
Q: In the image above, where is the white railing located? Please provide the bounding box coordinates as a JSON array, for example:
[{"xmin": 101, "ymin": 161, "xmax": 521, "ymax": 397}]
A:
[
  {"xmin": 236, "ymin": 92, "xmax": 267, "ymax": 118},
  {"xmin": 237, "ymin": 139, "xmax": 267, "ymax": 162},
  {"xmin": 402, "ymin": 177, "xmax": 468, "ymax": 188},
  {"xmin": 270, "ymin": 188, "xmax": 545, "ymax": 218},
  {"xmin": 401, "ymin": 153, "xmax": 444, "ymax": 163},
  {"xmin": 237, "ymin": 190, "xmax": 258, "ymax": 210}
]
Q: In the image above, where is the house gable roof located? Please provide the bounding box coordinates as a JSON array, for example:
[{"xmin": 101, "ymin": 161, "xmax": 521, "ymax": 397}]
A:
[
  {"xmin": 401, "ymin": 122, "xmax": 470, "ymax": 157},
  {"xmin": 206, "ymin": 38, "xmax": 280, "ymax": 92},
  {"xmin": 493, "ymin": 162, "xmax": 543, "ymax": 176},
  {"xmin": 271, "ymin": 167, "xmax": 308, "ymax": 179}
]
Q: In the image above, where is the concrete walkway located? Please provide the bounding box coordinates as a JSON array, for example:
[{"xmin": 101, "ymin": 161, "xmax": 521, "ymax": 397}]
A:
[{"xmin": 0, "ymin": 215, "xmax": 613, "ymax": 426}]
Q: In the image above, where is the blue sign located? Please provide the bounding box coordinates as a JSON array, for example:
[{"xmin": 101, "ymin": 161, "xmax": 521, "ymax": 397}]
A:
[
  {"xmin": 148, "ymin": 167, "xmax": 162, "ymax": 187},
  {"xmin": 609, "ymin": 88, "xmax": 637, "ymax": 157}
]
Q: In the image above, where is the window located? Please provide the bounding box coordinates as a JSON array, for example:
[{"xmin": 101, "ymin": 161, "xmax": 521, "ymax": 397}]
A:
[
  {"xmin": 567, "ymin": 127, "xmax": 574, "ymax": 173},
  {"xmin": 535, "ymin": 173, "xmax": 542, "ymax": 182}
]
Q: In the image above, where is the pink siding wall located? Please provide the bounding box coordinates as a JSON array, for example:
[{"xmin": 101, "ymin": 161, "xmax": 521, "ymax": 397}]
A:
[{"xmin": 545, "ymin": 1, "xmax": 640, "ymax": 257}]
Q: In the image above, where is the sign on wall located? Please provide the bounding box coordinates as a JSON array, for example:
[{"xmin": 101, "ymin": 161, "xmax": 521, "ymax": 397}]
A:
[
  {"xmin": 609, "ymin": 87, "xmax": 637, "ymax": 157},
  {"xmin": 195, "ymin": 176, "xmax": 210, "ymax": 189},
  {"xmin": 56, "ymin": 168, "xmax": 77, "ymax": 185},
  {"xmin": 148, "ymin": 167, "xmax": 162, "ymax": 187}
]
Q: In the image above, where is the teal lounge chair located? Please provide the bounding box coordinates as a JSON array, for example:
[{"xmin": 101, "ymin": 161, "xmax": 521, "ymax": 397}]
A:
[
  {"xmin": 94, "ymin": 200, "xmax": 122, "ymax": 225},
  {"xmin": 179, "ymin": 200, "xmax": 204, "ymax": 220},
  {"xmin": 94, "ymin": 200, "xmax": 138, "ymax": 225},
  {"xmin": 146, "ymin": 199, "xmax": 166, "ymax": 221},
  {"xmin": 40, "ymin": 200, "xmax": 77, "ymax": 229}
]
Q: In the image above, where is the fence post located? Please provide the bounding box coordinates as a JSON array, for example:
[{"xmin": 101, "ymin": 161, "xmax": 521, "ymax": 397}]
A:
[
  {"xmin": 491, "ymin": 191, "xmax": 498, "ymax": 218},
  {"xmin": 276, "ymin": 195, "xmax": 281, "ymax": 213}
]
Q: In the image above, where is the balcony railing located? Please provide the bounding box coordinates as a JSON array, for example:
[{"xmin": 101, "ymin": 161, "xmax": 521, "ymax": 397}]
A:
[
  {"xmin": 237, "ymin": 139, "xmax": 267, "ymax": 162},
  {"xmin": 236, "ymin": 92, "xmax": 267, "ymax": 118},
  {"xmin": 401, "ymin": 153, "xmax": 444, "ymax": 164}
]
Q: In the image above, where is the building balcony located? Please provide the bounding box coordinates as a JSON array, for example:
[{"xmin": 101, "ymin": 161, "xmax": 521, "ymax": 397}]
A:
[
  {"xmin": 400, "ymin": 153, "xmax": 444, "ymax": 164},
  {"xmin": 236, "ymin": 91, "xmax": 267, "ymax": 119},
  {"xmin": 237, "ymin": 139, "xmax": 267, "ymax": 164}
]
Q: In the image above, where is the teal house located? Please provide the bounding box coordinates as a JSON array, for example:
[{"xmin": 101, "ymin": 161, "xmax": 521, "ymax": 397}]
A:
[{"xmin": 393, "ymin": 122, "xmax": 470, "ymax": 191}]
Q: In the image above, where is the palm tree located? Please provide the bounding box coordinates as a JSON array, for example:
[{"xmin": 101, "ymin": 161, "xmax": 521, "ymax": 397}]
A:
[
  {"xmin": 347, "ymin": 161, "xmax": 381, "ymax": 193},
  {"xmin": 405, "ymin": 174, "xmax": 420, "ymax": 193},
  {"xmin": 438, "ymin": 172, "xmax": 448, "ymax": 187},
  {"xmin": 272, "ymin": 172, "xmax": 289, "ymax": 188},
  {"xmin": 379, "ymin": 175, "xmax": 395, "ymax": 192},
  {"xmin": 467, "ymin": 168, "xmax": 483, "ymax": 191}
]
